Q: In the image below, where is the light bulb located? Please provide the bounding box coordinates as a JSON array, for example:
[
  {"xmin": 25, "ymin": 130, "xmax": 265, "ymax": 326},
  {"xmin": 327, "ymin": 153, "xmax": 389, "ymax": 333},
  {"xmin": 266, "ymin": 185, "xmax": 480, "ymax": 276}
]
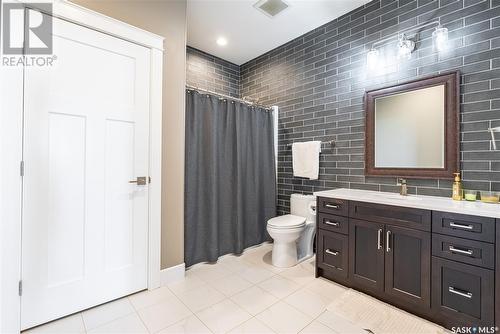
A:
[
  {"xmin": 367, "ymin": 48, "xmax": 379, "ymax": 71},
  {"xmin": 432, "ymin": 26, "xmax": 448, "ymax": 52},
  {"xmin": 397, "ymin": 34, "xmax": 415, "ymax": 60},
  {"xmin": 216, "ymin": 37, "xmax": 228, "ymax": 46}
]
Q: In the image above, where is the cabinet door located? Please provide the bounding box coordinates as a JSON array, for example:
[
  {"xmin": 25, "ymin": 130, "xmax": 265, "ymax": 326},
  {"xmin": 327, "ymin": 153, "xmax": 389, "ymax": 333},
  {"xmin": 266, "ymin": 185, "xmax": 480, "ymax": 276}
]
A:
[
  {"xmin": 349, "ymin": 219, "xmax": 384, "ymax": 294},
  {"xmin": 384, "ymin": 225, "xmax": 431, "ymax": 310}
]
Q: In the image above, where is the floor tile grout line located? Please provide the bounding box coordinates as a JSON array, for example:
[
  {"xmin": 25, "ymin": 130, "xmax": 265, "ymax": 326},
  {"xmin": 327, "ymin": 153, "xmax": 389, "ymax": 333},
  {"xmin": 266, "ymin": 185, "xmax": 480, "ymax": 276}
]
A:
[
  {"xmin": 134, "ymin": 308, "xmax": 152, "ymax": 333},
  {"xmin": 79, "ymin": 313, "xmax": 88, "ymax": 334},
  {"xmin": 131, "ymin": 285, "xmax": 198, "ymax": 333},
  {"xmin": 190, "ymin": 311, "xmax": 215, "ymax": 334},
  {"xmin": 185, "ymin": 295, "xmax": 253, "ymax": 334},
  {"xmin": 164, "ymin": 282, "xmax": 219, "ymax": 332},
  {"xmin": 145, "ymin": 285, "xmax": 199, "ymax": 334},
  {"xmin": 80, "ymin": 298, "xmax": 137, "ymax": 333},
  {"xmin": 84, "ymin": 309, "xmax": 144, "ymax": 334}
]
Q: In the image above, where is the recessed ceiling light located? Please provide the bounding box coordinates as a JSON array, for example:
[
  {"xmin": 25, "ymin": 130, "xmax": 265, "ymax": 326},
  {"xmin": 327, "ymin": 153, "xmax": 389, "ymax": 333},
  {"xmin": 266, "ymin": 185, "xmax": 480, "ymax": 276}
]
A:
[{"xmin": 216, "ymin": 37, "xmax": 228, "ymax": 46}]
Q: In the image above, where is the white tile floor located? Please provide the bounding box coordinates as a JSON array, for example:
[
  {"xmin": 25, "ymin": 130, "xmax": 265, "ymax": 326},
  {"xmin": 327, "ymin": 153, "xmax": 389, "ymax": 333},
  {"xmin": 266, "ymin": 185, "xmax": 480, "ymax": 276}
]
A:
[{"xmin": 24, "ymin": 243, "xmax": 446, "ymax": 334}]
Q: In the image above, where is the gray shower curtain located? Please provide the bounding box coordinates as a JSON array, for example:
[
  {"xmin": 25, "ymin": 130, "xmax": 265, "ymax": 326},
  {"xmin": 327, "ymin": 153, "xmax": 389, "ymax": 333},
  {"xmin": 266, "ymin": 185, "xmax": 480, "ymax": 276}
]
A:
[{"xmin": 185, "ymin": 90, "xmax": 277, "ymax": 267}]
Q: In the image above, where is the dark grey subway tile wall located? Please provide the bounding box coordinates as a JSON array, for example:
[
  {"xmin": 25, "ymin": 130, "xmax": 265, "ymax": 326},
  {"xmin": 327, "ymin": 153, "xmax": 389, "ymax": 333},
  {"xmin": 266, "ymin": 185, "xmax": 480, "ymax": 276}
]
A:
[
  {"xmin": 238, "ymin": 0, "xmax": 500, "ymax": 215},
  {"xmin": 186, "ymin": 46, "xmax": 240, "ymax": 97}
]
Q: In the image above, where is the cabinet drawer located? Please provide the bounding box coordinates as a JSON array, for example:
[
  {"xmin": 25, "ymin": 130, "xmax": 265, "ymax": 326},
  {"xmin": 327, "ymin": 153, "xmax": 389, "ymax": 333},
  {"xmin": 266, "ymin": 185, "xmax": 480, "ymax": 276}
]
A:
[
  {"xmin": 432, "ymin": 257, "xmax": 494, "ymax": 327},
  {"xmin": 432, "ymin": 211, "xmax": 495, "ymax": 243},
  {"xmin": 432, "ymin": 234, "xmax": 494, "ymax": 269},
  {"xmin": 349, "ymin": 201, "xmax": 431, "ymax": 231},
  {"xmin": 318, "ymin": 213, "xmax": 348, "ymax": 235},
  {"xmin": 317, "ymin": 230, "xmax": 348, "ymax": 280},
  {"xmin": 317, "ymin": 197, "xmax": 348, "ymax": 216}
]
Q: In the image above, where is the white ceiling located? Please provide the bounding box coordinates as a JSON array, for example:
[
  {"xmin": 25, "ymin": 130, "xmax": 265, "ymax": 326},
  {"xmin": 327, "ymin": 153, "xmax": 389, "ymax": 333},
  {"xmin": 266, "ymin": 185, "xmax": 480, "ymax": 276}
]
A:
[{"xmin": 187, "ymin": 0, "xmax": 371, "ymax": 65}]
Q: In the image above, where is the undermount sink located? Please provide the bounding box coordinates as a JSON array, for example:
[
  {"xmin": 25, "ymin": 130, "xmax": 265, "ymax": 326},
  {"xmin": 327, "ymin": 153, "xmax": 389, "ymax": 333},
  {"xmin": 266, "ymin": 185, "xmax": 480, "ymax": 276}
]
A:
[{"xmin": 377, "ymin": 194, "xmax": 422, "ymax": 201}]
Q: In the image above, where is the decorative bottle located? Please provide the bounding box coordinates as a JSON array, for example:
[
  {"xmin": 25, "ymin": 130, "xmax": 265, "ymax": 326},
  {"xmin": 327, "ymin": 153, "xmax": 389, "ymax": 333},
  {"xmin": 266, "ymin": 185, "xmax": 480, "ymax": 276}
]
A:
[{"xmin": 452, "ymin": 172, "xmax": 462, "ymax": 201}]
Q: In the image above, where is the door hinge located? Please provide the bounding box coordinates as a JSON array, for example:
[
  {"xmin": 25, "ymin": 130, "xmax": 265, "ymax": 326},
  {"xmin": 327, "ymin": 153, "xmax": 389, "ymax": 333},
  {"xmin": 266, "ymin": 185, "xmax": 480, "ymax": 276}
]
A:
[
  {"xmin": 18, "ymin": 280, "xmax": 23, "ymax": 296},
  {"xmin": 148, "ymin": 176, "xmax": 151, "ymax": 184},
  {"xmin": 20, "ymin": 161, "xmax": 24, "ymax": 176}
]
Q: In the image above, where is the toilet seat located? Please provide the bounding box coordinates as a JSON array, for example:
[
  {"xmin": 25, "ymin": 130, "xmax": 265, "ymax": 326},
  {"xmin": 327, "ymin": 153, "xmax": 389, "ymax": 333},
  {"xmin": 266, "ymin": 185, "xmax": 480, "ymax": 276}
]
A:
[{"xmin": 267, "ymin": 214, "xmax": 306, "ymax": 229}]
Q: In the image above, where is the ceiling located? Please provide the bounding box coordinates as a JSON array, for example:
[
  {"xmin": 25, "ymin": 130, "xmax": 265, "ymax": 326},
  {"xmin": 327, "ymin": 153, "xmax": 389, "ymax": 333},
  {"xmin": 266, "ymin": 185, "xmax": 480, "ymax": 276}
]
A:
[{"xmin": 187, "ymin": 0, "xmax": 371, "ymax": 65}]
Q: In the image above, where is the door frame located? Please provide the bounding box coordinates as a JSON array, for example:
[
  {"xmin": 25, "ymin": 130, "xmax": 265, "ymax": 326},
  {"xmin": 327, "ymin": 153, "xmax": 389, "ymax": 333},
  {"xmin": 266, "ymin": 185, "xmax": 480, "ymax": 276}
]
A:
[{"xmin": 0, "ymin": 1, "xmax": 164, "ymax": 333}]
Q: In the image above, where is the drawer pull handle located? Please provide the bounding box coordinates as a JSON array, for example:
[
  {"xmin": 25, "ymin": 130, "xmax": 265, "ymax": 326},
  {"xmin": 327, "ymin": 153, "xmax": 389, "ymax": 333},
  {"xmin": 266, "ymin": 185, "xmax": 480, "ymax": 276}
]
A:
[
  {"xmin": 449, "ymin": 246, "xmax": 473, "ymax": 256},
  {"xmin": 324, "ymin": 221, "xmax": 339, "ymax": 227},
  {"xmin": 325, "ymin": 204, "xmax": 340, "ymax": 209},
  {"xmin": 449, "ymin": 222, "xmax": 473, "ymax": 230},
  {"xmin": 325, "ymin": 249, "xmax": 339, "ymax": 256},
  {"xmin": 377, "ymin": 229, "xmax": 383, "ymax": 250},
  {"xmin": 448, "ymin": 287, "xmax": 473, "ymax": 299}
]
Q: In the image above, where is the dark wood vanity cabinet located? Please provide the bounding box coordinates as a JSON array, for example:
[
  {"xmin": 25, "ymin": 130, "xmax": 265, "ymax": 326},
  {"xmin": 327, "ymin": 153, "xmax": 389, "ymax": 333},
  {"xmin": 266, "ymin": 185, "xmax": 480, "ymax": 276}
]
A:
[{"xmin": 315, "ymin": 196, "xmax": 498, "ymax": 330}]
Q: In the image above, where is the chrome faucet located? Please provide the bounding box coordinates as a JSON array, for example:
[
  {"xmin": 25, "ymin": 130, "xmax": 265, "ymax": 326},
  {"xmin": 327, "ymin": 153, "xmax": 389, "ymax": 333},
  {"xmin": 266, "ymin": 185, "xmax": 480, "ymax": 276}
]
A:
[{"xmin": 397, "ymin": 178, "xmax": 408, "ymax": 196}]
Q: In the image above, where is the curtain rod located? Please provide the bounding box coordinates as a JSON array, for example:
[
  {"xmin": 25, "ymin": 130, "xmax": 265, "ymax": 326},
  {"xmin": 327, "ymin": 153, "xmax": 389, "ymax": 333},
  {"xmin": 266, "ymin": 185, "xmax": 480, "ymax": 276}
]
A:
[{"xmin": 186, "ymin": 85, "xmax": 273, "ymax": 110}]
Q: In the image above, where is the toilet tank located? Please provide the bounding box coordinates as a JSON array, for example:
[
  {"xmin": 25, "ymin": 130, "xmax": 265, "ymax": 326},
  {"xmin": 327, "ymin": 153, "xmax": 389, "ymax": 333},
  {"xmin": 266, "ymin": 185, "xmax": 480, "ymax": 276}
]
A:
[{"xmin": 290, "ymin": 194, "xmax": 316, "ymax": 222}]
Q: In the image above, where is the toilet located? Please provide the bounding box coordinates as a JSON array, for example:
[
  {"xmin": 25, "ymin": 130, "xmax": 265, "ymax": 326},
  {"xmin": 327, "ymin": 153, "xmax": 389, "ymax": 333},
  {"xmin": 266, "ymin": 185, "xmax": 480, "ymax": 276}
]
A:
[{"xmin": 267, "ymin": 194, "xmax": 316, "ymax": 268}]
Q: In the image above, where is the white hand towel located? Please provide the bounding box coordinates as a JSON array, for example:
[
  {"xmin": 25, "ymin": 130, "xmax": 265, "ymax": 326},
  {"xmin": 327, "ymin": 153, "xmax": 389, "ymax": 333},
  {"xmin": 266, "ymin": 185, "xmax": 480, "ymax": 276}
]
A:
[{"xmin": 292, "ymin": 141, "xmax": 321, "ymax": 180}]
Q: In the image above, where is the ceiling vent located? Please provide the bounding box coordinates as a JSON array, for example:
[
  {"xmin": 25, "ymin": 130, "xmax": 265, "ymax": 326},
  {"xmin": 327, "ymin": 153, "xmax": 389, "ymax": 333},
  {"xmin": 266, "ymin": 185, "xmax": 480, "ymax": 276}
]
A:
[{"xmin": 253, "ymin": 0, "xmax": 289, "ymax": 18}]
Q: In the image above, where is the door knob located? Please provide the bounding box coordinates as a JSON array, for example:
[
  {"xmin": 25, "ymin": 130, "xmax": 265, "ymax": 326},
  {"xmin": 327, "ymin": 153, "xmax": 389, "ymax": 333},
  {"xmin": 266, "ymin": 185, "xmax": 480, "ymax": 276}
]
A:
[{"xmin": 129, "ymin": 176, "xmax": 147, "ymax": 185}]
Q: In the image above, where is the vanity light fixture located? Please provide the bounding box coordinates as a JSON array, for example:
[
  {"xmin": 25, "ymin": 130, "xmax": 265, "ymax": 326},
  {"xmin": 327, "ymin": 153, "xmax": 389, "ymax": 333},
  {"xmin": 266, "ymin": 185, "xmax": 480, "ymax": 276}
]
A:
[{"xmin": 366, "ymin": 21, "xmax": 450, "ymax": 71}]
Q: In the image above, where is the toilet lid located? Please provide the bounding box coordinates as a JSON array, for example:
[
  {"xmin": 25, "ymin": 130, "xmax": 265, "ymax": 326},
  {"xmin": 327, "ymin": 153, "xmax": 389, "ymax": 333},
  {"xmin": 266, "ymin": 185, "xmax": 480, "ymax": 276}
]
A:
[{"xmin": 268, "ymin": 214, "xmax": 306, "ymax": 229}]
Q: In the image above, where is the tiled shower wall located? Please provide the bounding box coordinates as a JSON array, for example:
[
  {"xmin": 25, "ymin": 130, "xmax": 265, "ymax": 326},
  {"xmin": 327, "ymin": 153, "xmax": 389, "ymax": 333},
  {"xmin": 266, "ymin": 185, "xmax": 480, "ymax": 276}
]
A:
[
  {"xmin": 240, "ymin": 0, "xmax": 500, "ymax": 215},
  {"xmin": 187, "ymin": 0, "xmax": 500, "ymax": 215},
  {"xmin": 186, "ymin": 46, "xmax": 240, "ymax": 97}
]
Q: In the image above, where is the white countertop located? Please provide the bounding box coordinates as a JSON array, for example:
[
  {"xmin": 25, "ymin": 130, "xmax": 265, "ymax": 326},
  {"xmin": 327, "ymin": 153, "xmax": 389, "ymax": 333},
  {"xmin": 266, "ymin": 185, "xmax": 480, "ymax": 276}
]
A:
[{"xmin": 313, "ymin": 188, "xmax": 500, "ymax": 219}]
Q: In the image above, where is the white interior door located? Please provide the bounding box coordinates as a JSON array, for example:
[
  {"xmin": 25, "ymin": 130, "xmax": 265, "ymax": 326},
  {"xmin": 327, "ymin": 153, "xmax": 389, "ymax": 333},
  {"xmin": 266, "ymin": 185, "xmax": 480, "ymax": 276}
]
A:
[{"xmin": 21, "ymin": 10, "xmax": 151, "ymax": 330}]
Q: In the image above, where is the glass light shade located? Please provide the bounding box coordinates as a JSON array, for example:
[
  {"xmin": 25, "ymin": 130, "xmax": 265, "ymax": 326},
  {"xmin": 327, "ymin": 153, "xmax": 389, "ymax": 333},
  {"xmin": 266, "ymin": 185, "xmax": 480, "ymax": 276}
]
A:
[
  {"xmin": 397, "ymin": 34, "xmax": 415, "ymax": 60},
  {"xmin": 367, "ymin": 48, "xmax": 379, "ymax": 71},
  {"xmin": 432, "ymin": 26, "xmax": 448, "ymax": 52}
]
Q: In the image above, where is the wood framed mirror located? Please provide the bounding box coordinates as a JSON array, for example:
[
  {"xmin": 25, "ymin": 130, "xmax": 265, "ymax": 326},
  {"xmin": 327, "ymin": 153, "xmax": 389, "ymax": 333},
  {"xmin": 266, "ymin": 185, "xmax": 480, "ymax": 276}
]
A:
[{"xmin": 365, "ymin": 71, "xmax": 459, "ymax": 179}]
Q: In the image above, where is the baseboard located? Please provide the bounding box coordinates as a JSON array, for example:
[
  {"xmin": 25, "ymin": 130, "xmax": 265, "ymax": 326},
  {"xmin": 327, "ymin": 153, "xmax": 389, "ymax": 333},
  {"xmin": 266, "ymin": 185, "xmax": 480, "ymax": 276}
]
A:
[{"xmin": 160, "ymin": 263, "xmax": 185, "ymax": 285}]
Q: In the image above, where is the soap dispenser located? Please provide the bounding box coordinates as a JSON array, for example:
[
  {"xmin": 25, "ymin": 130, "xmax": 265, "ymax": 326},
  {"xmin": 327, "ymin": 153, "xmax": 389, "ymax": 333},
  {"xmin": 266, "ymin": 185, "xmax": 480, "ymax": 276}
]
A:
[{"xmin": 452, "ymin": 172, "xmax": 462, "ymax": 201}]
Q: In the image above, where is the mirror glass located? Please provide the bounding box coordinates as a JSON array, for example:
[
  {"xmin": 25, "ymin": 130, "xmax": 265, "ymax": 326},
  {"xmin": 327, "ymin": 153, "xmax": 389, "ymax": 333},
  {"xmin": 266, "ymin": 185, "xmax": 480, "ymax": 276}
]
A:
[{"xmin": 374, "ymin": 85, "xmax": 445, "ymax": 168}]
